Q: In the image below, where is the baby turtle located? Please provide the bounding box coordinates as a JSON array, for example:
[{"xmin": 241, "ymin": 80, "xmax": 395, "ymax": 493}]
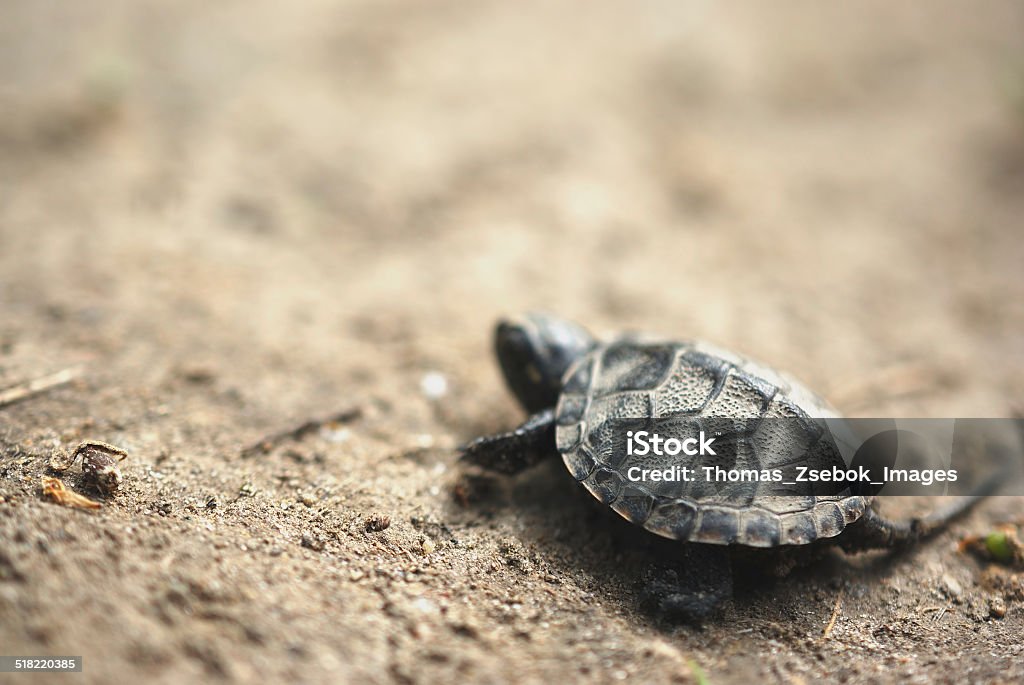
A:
[{"xmin": 462, "ymin": 314, "xmax": 999, "ymax": 620}]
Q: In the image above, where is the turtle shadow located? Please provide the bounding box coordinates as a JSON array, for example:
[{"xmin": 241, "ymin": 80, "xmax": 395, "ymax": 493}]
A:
[{"xmin": 448, "ymin": 458, "xmax": 945, "ymax": 630}]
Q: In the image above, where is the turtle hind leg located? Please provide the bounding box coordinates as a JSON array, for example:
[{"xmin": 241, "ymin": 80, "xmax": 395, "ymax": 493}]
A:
[
  {"xmin": 640, "ymin": 545, "xmax": 733, "ymax": 625},
  {"xmin": 840, "ymin": 484, "xmax": 1000, "ymax": 553},
  {"xmin": 459, "ymin": 408, "xmax": 556, "ymax": 475},
  {"xmin": 842, "ymin": 468, "xmax": 1007, "ymax": 552}
]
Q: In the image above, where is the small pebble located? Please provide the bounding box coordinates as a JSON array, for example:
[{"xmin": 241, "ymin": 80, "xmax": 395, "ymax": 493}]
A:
[
  {"xmin": 420, "ymin": 372, "xmax": 448, "ymax": 399},
  {"xmin": 940, "ymin": 574, "xmax": 963, "ymax": 602},
  {"xmin": 301, "ymin": 533, "xmax": 325, "ymax": 552},
  {"xmin": 365, "ymin": 514, "xmax": 391, "ymax": 532},
  {"xmin": 990, "ymin": 597, "xmax": 1007, "ymax": 619},
  {"xmin": 421, "ymin": 538, "xmax": 436, "ymax": 555},
  {"xmin": 412, "ymin": 597, "xmax": 438, "ymax": 615},
  {"xmin": 320, "ymin": 426, "xmax": 351, "ymax": 444}
]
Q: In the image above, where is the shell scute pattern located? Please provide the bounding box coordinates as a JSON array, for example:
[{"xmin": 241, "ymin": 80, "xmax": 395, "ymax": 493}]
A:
[
  {"xmin": 781, "ymin": 512, "xmax": 818, "ymax": 546},
  {"xmin": 653, "ymin": 360, "xmax": 719, "ymax": 417},
  {"xmin": 587, "ymin": 467, "xmax": 625, "ymax": 505},
  {"xmin": 556, "ymin": 339, "xmax": 870, "ymax": 547},
  {"xmin": 644, "ymin": 498, "xmax": 698, "ymax": 539},
  {"xmin": 692, "ymin": 507, "xmax": 740, "ymax": 545},
  {"xmin": 563, "ymin": 443, "xmax": 597, "ymax": 481},
  {"xmin": 589, "ymin": 342, "xmax": 676, "ymax": 396},
  {"xmin": 741, "ymin": 514, "xmax": 782, "ymax": 547},
  {"xmin": 609, "ymin": 484, "xmax": 657, "ymax": 525}
]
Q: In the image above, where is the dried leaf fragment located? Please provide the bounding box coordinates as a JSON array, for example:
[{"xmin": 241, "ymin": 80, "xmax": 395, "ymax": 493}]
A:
[
  {"xmin": 49, "ymin": 440, "xmax": 128, "ymax": 496},
  {"xmin": 41, "ymin": 476, "xmax": 102, "ymax": 510},
  {"xmin": 365, "ymin": 514, "xmax": 391, "ymax": 532}
]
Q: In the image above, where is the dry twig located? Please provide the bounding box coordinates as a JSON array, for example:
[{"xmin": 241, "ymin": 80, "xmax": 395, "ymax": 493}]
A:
[
  {"xmin": 0, "ymin": 367, "xmax": 81, "ymax": 409},
  {"xmin": 822, "ymin": 591, "xmax": 843, "ymax": 639},
  {"xmin": 240, "ymin": 407, "xmax": 362, "ymax": 457}
]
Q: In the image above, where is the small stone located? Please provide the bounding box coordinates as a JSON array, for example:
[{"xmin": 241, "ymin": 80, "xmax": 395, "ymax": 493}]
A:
[
  {"xmin": 301, "ymin": 533, "xmax": 325, "ymax": 552},
  {"xmin": 421, "ymin": 537, "xmax": 436, "ymax": 555},
  {"xmin": 940, "ymin": 574, "xmax": 963, "ymax": 602},
  {"xmin": 320, "ymin": 426, "xmax": 351, "ymax": 444},
  {"xmin": 450, "ymin": 621, "xmax": 480, "ymax": 639},
  {"xmin": 412, "ymin": 597, "xmax": 438, "ymax": 615},
  {"xmin": 990, "ymin": 597, "xmax": 1007, "ymax": 619},
  {"xmin": 365, "ymin": 514, "xmax": 391, "ymax": 532},
  {"xmin": 180, "ymin": 365, "xmax": 216, "ymax": 384},
  {"xmin": 420, "ymin": 372, "xmax": 448, "ymax": 399}
]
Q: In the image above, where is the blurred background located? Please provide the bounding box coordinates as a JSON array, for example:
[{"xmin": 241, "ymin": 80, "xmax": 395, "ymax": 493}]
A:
[
  {"xmin": 2, "ymin": 1, "xmax": 1024, "ymax": 683},
  {"xmin": 2, "ymin": 1, "xmax": 1023, "ymax": 415}
]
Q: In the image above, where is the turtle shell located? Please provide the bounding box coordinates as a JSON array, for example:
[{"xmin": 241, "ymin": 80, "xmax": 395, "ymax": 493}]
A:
[{"xmin": 554, "ymin": 338, "xmax": 870, "ymax": 547}]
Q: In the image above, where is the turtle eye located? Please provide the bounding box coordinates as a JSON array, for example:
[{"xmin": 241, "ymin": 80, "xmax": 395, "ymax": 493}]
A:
[
  {"xmin": 494, "ymin": 315, "xmax": 596, "ymax": 413},
  {"xmin": 495, "ymin": 322, "xmax": 552, "ymax": 412}
]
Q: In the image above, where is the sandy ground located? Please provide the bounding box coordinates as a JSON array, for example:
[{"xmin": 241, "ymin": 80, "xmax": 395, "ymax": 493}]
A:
[{"xmin": 2, "ymin": 1, "xmax": 1024, "ymax": 683}]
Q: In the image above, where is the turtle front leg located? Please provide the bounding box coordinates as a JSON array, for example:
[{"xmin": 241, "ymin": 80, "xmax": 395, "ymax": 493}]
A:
[
  {"xmin": 640, "ymin": 544, "xmax": 733, "ymax": 624},
  {"xmin": 459, "ymin": 409, "xmax": 556, "ymax": 475}
]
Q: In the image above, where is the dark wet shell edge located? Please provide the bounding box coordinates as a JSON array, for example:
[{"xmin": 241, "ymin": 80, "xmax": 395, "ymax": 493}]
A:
[{"xmin": 577, "ymin": 465, "xmax": 870, "ymax": 547}]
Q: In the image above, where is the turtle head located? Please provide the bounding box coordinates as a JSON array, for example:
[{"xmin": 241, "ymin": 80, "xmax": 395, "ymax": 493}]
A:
[{"xmin": 495, "ymin": 313, "xmax": 595, "ymax": 413}]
